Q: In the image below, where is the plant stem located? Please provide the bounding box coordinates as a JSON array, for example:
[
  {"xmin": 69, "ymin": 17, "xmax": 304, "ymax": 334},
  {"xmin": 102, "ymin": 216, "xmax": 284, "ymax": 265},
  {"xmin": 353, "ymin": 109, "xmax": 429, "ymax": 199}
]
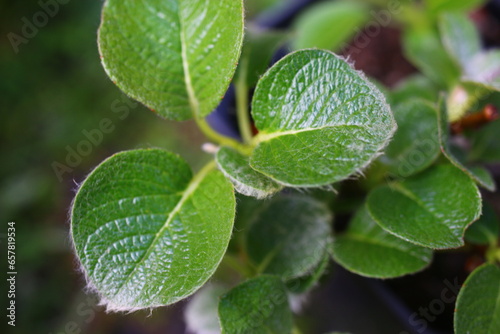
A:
[
  {"xmin": 195, "ymin": 117, "xmax": 249, "ymax": 154},
  {"xmin": 222, "ymin": 254, "xmax": 252, "ymax": 278},
  {"xmin": 235, "ymin": 58, "xmax": 254, "ymax": 145}
]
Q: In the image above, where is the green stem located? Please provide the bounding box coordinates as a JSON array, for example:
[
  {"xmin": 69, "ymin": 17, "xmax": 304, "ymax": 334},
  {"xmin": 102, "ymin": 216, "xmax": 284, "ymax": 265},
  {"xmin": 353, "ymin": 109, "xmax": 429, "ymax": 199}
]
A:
[
  {"xmin": 195, "ymin": 117, "xmax": 249, "ymax": 153},
  {"xmin": 235, "ymin": 62, "xmax": 254, "ymax": 144},
  {"xmin": 222, "ymin": 254, "xmax": 252, "ymax": 278}
]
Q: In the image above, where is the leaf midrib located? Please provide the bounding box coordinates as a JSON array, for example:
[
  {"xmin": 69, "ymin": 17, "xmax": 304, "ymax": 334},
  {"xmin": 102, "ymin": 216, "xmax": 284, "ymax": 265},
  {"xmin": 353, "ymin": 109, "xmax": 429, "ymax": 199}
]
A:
[
  {"xmin": 254, "ymin": 123, "xmax": 366, "ymax": 143},
  {"xmin": 113, "ymin": 161, "xmax": 216, "ymax": 299},
  {"xmin": 178, "ymin": 2, "xmax": 200, "ymax": 118}
]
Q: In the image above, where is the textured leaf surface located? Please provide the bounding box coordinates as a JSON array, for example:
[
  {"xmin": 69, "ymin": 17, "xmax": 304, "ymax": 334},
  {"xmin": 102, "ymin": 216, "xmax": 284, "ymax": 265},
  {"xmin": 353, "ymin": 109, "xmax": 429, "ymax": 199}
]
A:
[
  {"xmin": 382, "ymin": 100, "xmax": 440, "ymax": 178},
  {"xmin": 218, "ymin": 275, "xmax": 292, "ymax": 334},
  {"xmin": 455, "ymin": 264, "xmax": 500, "ymax": 334},
  {"xmin": 331, "ymin": 205, "xmax": 433, "ymax": 278},
  {"xmin": 292, "ymin": 1, "xmax": 369, "ymax": 51},
  {"xmin": 439, "ymin": 13, "xmax": 481, "ymax": 69},
  {"xmin": 465, "ymin": 204, "xmax": 500, "ymax": 245},
  {"xmin": 98, "ymin": 0, "xmax": 244, "ymax": 120},
  {"xmin": 250, "ymin": 50, "xmax": 396, "ymax": 187},
  {"xmin": 184, "ymin": 284, "xmax": 226, "ymax": 334},
  {"xmin": 438, "ymin": 101, "xmax": 496, "ymax": 191},
  {"xmin": 71, "ymin": 149, "xmax": 235, "ymax": 310},
  {"xmin": 367, "ymin": 164, "xmax": 482, "ymax": 249},
  {"xmin": 246, "ymin": 195, "xmax": 332, "ymax": 279},
  {"xmin": 216, "ymin": 146, "xmax": 282, "ymax": 199}
]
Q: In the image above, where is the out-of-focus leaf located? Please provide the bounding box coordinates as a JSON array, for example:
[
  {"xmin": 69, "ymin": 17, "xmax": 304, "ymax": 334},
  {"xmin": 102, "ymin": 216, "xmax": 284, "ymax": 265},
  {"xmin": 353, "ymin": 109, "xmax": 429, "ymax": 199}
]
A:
[
  {"xmin": 465, "ymin": 203, "xmax": 500, "ymax": 246},
  {"xmin": 246, "ymin": 195, "xmax": 332, "ymax": 279},
  {"xmin": 292, "ymin": 1, "xmax": 370, "ymax": 52},
  {"xmin": 403, "ymin": 27, "xmax": 461, "ymax": 88},
  {"xmin": 390, "ymin": 75, "xmax": 439, "ymax": 107},
  {"xmin": 185, "ymin": 284, "xmax": 227, "ymax": 334},
  {"xmin": 286, "ymin": 250, "xmax": 330, "ymax": 294},
  {"xmin": 439, "ymin": 13, "xmax": 481, "ymax": 69},
  {"xmin": 367, "ymin": 164, "xmax": 482, "ymax": 249},
  {"xmin": 425, "ymin": 0, "xmax": 487, "ymax": 13},
  {"xmin": 464, "ymin": 51, "xmax": 500, "ymax": 91},
  {"xmin": 381, "ymin": 100, "xmax": 440, "ymax": 178}
]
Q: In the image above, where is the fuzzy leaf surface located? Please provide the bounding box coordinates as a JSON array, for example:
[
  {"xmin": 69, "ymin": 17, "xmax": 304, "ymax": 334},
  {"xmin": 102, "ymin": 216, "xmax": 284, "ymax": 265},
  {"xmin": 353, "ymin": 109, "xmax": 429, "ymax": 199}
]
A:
[
  {"xmin": 218, "ymin": 275, "xmax": 292, "ymax": 334},
  {"xmin": 367, "ymin": 164, "xmax": 482, "ymax": 249},
  {"xmin": 250, "ymin": 50, "xmax": 396, "ymax": 187},
  {"xmin": 455, "ymin": 264, "xmax": 500, "ymax": 334},
  {"xmin": 98, "ymin": 0, "xmax": 244, "ymax": 120},
  {"xmin": 71, "ymin": 149, "xmax": 235, "ymax": 310},
  {"xmin": 331, "ymin": 205, "xmax": 433, "ymax": 278}
]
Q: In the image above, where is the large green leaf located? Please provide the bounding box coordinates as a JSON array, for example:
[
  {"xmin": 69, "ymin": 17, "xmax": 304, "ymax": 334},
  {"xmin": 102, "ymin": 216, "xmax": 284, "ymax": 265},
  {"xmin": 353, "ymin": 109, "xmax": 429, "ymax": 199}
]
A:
[
  {"xmin": 381, "ymin": 100, "xmax": 440, "ymax": 178},
  {"xmin": 71, "ymin": 149, "xmax": 236, "ymax": 310},
  {"xmin": 216, "ymin": 146, "xmax": 282, "ymax": 199},
  {"xmin": 286, "ymin": 249, "xmax": 330, "ymax": 294},
  {"xmin": 438, "ymin": 100, "xmax": 496, "ymax": 191},
  {"xmin": 246, "ymin": 195, "xmax": 332, "ymax": 279},
  {"xmin": 455, "ymin": 264, "xmax": 500, "ymax": 334},
  {"xmin": 465, "ymin": 203, "xmax": 500, "ymax": 246},
  {"xmin": 367, "ymin": 164, "xmax": 482, "ymax": 249},
  {"xmin": 218, "ymin": 275, "xmax": 293, "ymax": 334},
  {"xmin": 292, "ymin": 1, "xmax": 370, "ymax": 52},
  {"xmin": 439, "ymin": 13, "xmax": 481, "ymax": 70},
  {"xmin": 469, "ymin": 117, "xmax": 500, "ymax": 163},
  {"xmin": 250, "ymin": 50, "xmax": 396, "ymax": 187},
  {"xmin": 331, "ymin": 205, "xmax": 433, "ymax": 278},
  {"xmin": 390, "ymin": 75, "xmax": 439, "ymax": 107},
  {"xmin": 98, "ymin": 0, "xmax": 244, "ymax": 120}
]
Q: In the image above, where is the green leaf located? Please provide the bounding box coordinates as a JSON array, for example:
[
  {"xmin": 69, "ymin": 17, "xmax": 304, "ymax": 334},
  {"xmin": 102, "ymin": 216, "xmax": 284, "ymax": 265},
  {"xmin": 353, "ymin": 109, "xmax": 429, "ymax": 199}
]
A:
[
  {"xmin": 216, "ymin": 146, "xmax": 283, "ymax": 199},
  {"xmin": 71, "ymin": 149, "xmax": 236, "ymax": 310},
  {"xmin": 469, "ymin": 117, "xmax": 500, "ymax": 163},
  {"xmin": 185, "ymin": 284, "xmax": 227, "ymax": 334},
  {"xmin": 250, "ymin": 49, "xmax": 396, "ymax": 187},
  {"xmin": 465, "ymin": 203, "xmax": 500, "ymax": 246},
  {"xmin": 286, "ymin": 250, "xmax": 330, "ymax": 294},
  {"xmin": 403, "ymin": 27, "xmax": 461, "ymax": 88},
  {"xmin": 235, "ymin": 28, "xmax": 288, "ymax": 89},
  {"xmin": 439, "ymin": 13, "xmax": 481, "ymax": 70},
  {"xmin": 367, "ymin": 164, "xmax": 482, "ymax": 249},
  {"xmin": 218, "ymin": 275, "xmax": 293, "ymax": 334},
  {"xmin": 292, "ymin": 1, "xmax": 370, "ymax": 52},
  {"xmin": 381, "ymin": 100, "xmax": 440, "ymax": 178},
  {"xmin": 446, "ymin": 82, "xmax": 492, "ymax": 122},
  {"xmin": 464, "ymin": 51, "xmax": 500, "ymax": 91},
  {"xmin": 390, "ymin": 75, "xmax": 439, "ymax": 107},
  {"xmin": 331, "ymin": 205, "xmax": 433, "ymax": 278},
  {"xmin": 455, "ymin": 264, "xmax": 500, "ymax": 334},
  {"xmin": 98, "ymin": 0, "xmax": 244, "ymax": 120},
  {"xmin": 425, "ymin": 0, "xmax": 487, "ymax": 13},
  {"xmin": 438, "ymin": 100, "xmax": 497, "ymax": 191},
  {"xmin": 246, "ymin": 195, "xmax": 332, "ymax": 279}
]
